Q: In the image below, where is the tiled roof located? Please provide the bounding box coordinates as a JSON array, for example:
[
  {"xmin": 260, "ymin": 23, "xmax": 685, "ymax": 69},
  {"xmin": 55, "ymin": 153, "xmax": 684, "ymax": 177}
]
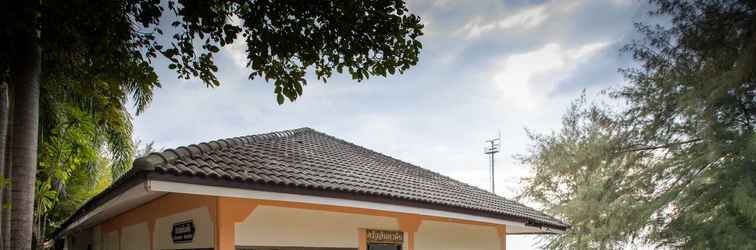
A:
[{"xmin": 132, "ymin": 128, "xmax": 567, "ymax": 230}]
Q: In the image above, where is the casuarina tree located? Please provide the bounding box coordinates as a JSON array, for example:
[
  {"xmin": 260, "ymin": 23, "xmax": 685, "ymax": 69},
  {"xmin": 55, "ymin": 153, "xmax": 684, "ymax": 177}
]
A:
[{"xmin": 520, "ymin": 0, "xmax": 756, "ymax": 249}]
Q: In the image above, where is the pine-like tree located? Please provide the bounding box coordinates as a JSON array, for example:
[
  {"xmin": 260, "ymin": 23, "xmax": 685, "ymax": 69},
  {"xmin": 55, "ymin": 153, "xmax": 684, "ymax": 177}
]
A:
[{"xmin": 520, "ymin": 0, "xmax": 756, "ymax": 249}]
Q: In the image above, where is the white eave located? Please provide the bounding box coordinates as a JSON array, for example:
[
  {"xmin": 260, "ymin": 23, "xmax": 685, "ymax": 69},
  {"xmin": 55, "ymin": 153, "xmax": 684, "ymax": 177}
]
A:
[
  {"xmin": 59, "ymin": 181, "xmax": 165, "ymax": 236},
  {"xmin": 62, "ymin": 179, "xmax": 562, "ymax": 236}
]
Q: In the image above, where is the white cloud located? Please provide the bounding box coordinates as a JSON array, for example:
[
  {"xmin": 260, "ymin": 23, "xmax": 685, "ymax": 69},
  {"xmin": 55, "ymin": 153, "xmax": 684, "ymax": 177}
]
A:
[
  {"xmin": 492, "ymin": 41, "xmax": 610, "ymax": 110},
  {"xmin": 223, "ymin": 16, "xmax": 248, "ymax": 69},
  {"xmin": 608, "ymin": 0, "xmax": 634, "ymax": 6},
  {"xmin": 461, "ymin": 19, "xmax": 498, "ymax": 39},
  {"xmin": 429, "ymin": 0, "xmax": 465, "ymax": 9},
  {"xmin": 459, "ymin": 5, "xmax": 548, "ymax": 39},
  {"xmin": 567, "ymin": 42, "xmax": 610, "ymax": 60},
  {"xmin": 497, "ymin": 6, "xmax": 548, "ymax": 30},
  {"xmin": 224, "ymin": 40, "xmax": 247, "ymax": 69}
]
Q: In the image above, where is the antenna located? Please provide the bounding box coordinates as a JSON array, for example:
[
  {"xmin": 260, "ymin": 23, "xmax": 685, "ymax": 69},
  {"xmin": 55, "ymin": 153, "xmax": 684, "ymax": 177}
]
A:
[{"xmin": 484, "ymin": 134, "xmax": 501, "ymax": 194}]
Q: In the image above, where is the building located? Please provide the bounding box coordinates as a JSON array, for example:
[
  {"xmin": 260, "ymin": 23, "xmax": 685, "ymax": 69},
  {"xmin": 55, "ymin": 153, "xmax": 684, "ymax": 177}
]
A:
[{"xmin": 56, "ymin": 128, "xmax": 568, "ymax": 250}]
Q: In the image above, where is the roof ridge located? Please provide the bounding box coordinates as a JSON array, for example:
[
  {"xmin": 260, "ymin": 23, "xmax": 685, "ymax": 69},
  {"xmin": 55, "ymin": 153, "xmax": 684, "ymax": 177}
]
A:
[{"xmin": 133, "ymin": 127, "xmax": 313, "ymax": 171}]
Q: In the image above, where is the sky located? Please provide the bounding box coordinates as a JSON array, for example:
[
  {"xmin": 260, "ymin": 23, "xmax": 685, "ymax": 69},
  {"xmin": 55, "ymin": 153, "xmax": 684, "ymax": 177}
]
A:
[{"xmin": 131, "ymin": 0, "xmax": 653, "ymax": 249}]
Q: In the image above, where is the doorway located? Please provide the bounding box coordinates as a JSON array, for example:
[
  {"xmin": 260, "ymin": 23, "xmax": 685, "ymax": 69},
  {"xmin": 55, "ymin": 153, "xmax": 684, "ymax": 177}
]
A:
[
  {"xmin": 367, "ymin": 243, "xmax": 402, "ymax": 250},
  {"xmin": 236, "ymin": 247, "xmax": 356, "ymax": 250}
]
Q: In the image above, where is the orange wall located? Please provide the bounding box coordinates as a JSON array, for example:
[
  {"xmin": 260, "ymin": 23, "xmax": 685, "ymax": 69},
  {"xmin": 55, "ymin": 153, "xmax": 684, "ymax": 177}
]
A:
[
  {"xmin": 91, "ymin": 193, "xmax": 507, "ymax": 250},
  {"xmin": 213, "ymin": 196, "xmax": 507, "ymax": 250}
]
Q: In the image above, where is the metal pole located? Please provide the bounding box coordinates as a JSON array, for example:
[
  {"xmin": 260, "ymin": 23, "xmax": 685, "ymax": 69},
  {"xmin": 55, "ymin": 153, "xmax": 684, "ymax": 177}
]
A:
[
  {"xmin": 484, "ymin": 137, "xmax": 500, "ymax": 194},
  {"xmin": 491, "ymin": 149, "xmax": 495, "ymax": 193}
]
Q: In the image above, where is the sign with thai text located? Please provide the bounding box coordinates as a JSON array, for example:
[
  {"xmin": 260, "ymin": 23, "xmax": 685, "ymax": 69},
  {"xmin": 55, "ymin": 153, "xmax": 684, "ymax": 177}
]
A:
[{"xmin": 366, "ymin": 229, "xmax": 403, "ymax": 244}]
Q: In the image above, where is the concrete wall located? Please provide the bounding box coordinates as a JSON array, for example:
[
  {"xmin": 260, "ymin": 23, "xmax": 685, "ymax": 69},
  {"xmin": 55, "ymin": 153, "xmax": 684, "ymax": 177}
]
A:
[
  {"xmin": 235, "ymin": 205, "xmax": 402, "ymax": 249},
  {"xmin": 415, "ymin": 220, "xmax": 500, "ymax": 250},
  {"xmin": 154, "ymin": 207, "xmax": 215, "ymax": 250},
  {"xmin": 120, "ymin": 222, "xmax": 149, "ymax": 250},
  {"xmin": 102, "ymin": 231, "xmax": 118, "ymax": 250}
]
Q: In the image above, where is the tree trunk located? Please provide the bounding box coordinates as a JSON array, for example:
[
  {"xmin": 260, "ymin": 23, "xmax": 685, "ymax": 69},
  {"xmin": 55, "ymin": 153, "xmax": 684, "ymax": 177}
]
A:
[
  {"xmin": 9, "ymin": 2, "xmax": 41, "ymax": 248},
  {"xmin": 0, "ymin": 82, "xmax": 9, "ymax": 250},
  {"xmin": 2, "ymin": 159, "xmax": 10, "ymax": 250},
  {"xmin": 2, "ymin": 81, "xmax": 15, "ymax": 250},
  {"xmin": 10, "ymin": 51, "xmax": 40, "ymax": 249},
  {"xmin": 1, "ymin": 105, "xmax": 10, "ymax": 250}
]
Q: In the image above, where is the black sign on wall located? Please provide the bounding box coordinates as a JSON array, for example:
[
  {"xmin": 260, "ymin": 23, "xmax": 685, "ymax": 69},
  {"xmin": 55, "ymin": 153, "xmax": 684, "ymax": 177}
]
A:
[{"xmin": 171, "ymin": 220, "xmax": 195, "ymax": 244}]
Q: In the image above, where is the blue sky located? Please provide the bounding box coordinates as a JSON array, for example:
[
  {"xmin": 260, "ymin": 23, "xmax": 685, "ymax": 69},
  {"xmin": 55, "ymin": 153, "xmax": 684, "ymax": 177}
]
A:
[{"xmin": 131, "ymin": 0, "xmax": 652, "ymax": 248}]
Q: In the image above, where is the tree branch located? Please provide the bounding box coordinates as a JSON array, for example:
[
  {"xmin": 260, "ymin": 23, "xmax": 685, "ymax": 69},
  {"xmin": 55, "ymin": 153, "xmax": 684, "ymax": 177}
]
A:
[{"xmin": 617, "ymin": 138, "xmax": 702, "ymax": 154}]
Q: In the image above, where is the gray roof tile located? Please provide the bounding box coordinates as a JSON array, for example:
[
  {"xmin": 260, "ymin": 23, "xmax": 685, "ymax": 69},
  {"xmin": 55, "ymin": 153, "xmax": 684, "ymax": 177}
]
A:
[{"xmin": 131, "ymin": 127, "xmax": 567, "ymax": 230}]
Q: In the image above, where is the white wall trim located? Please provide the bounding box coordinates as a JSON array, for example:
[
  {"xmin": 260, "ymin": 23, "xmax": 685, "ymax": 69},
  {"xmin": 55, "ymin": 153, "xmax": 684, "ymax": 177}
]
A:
[{"xmin": 147, "ymin": 180, "xmax": 557, "ymax": 234}]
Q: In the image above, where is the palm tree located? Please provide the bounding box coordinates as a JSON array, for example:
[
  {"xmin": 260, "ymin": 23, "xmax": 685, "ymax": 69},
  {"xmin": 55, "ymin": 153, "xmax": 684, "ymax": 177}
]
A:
[
  {"xmin": 32, "ymin": 67, "xmax": 159, "ymax": 243},
  {"xmin": 9, "ymin": 30, "xmax": 41, "ymax": 250}
]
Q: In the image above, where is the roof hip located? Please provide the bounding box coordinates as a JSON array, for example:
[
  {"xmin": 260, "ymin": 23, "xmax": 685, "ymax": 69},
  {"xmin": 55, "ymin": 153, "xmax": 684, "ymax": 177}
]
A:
[{"xmin": 133, "ymin": 127, "xmax": 314, "ymax": 171}]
